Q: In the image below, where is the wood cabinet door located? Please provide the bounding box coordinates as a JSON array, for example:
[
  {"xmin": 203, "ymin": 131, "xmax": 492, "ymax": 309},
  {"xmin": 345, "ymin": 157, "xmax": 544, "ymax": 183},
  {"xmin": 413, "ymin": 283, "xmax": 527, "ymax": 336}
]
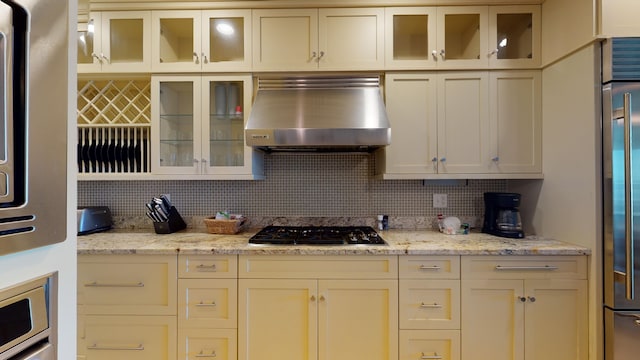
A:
[
  {"xmin": 488, "ymin": 5, "xmax": 541, "ymax": 69},
  {"xmin": 238, "ymin": 279, "xmax": 317, "ymax": 360},
  {"xmin": 524, "ymin": 279, "xmax": 588, "ymax": 360},
  {"xmin": 437, "ymin": 72, "xmax": 491, "ymax": 174},
  {"xmin": 435, "ymin": 6, "xmax": 489, "ymax": 69},
  {"xmin": 318, "ymin": 8, "xmax": 385, "ymax": 70},
  {"xmin": 489, "ymin": 71, "xmax": 542, "ymax": 174},
  {"xmin": 251, "ymin": 9, "xmax": 318, "ymax": 71},
  {"xmin": 383, "ymin": 73, "xmax": 438, "ymax": 176},
  {"xmin": 151, "ymin": 10, "xmax": 201, "ymax": 72},
  {"xmin": 461, "ymin": 279, "xmax": 524, "ymax": 360},
  {"xmin": 100, "ymin": 11, "xmax": 152, "ymax": 73},
  {"xmin": 384, "ymin": 7, "xmax": 438, "ymax": 70},
  {"xmin": 318, "ymin": 279, "xmax": 398, "ymax": 360}
]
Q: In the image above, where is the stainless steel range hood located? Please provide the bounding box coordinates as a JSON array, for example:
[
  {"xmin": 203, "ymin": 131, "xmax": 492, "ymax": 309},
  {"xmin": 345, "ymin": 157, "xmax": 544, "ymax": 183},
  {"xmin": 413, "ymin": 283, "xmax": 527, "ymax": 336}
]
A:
[{"xmin": 245, "ymin": 76, "xmax": 390, "ymax": 152}]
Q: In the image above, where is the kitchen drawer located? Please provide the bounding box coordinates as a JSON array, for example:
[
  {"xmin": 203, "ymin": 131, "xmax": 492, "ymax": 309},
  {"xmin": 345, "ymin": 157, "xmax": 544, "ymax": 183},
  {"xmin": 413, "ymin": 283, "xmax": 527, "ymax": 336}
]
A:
[
  {"xmin": 399, "ymin": 330, "xmax": 460, "ymax": 360},
  {"xmin": 239, "ymin": 255, "xmax": 398, "ymax": 279},
  {"xmin": 178, "ymin": 255, "xmax": 238, "ymax": 279},
  {"xmin": 178, "ymin": 279, "xmax": 237, "ymax": 329},
  {"xmin": 399, "ymin": 280, "xmax": 460, "ymax": 330},
  {"xmin": 78, "ymin": 315, "xmax": 177, "ymax": 360},
  {"xmin": 78, "ymin": 254, "xmax": 177, "ymax": 315},
  {"xmin": 461, "ymin": 255, "xmax": 587, "ymax": 280},
  {"xmin": 399, "ymin": 256, "xmax": 460, "ymax": 279},
  {"xmin": 179, "ymin": 328, "xmax": 237, "ymax": 360}
]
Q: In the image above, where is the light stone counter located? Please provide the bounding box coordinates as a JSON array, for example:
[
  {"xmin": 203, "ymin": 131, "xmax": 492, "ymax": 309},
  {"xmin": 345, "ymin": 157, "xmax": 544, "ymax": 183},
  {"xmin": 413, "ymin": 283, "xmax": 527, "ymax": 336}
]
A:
[{"xmin": 77, "ymin": 229, "xmax": 591, "ymax": 256}]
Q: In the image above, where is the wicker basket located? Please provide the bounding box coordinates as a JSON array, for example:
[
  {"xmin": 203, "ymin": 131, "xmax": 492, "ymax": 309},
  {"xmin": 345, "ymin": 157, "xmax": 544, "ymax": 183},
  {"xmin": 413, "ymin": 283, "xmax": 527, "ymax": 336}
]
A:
[{"xmin": 203, "ymin": 217, "xmax": 247, "ymax": 234}]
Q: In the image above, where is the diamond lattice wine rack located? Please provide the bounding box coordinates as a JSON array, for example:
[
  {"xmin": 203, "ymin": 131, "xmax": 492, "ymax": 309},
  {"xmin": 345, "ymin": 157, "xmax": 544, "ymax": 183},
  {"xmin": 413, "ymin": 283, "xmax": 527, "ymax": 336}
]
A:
[{"xmin": 77, "ymin": 79, "xmax": 151, "ymax": 176}]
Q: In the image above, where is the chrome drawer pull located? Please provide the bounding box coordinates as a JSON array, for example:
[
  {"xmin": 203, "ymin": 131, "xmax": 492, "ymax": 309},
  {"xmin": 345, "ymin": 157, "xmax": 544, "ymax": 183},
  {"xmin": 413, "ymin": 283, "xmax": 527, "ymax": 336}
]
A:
[
  {"xmin": 84, "ymin": 281, "xmax": 144, "ymax": 288},
  {"xmin": 421, "ymin": 352, "xmax": 442, "ymax": 359},
  {"xmin": 195, "ymin": 301, "xmax": 217, "ymax": 307},
  {"xmin": 419, "ymin": 265, "xmax": 442, "ymax": 271},
  {"xmin": 495, "ymin": 265, "xmax": 559, "ymax": 271},
  {"xmin": 420, "ymin": 302, "xmax": 443, "ymax": 308},
  {"xmin": 196, "ymin": 264, "xmax": 217, "ymax": 271},
  {"xmin": 88, "ymin": 343, "xmax": 144, "ymax": 351},
  {"xmin": 195, "ymin": 351, "xmax": 217, "ymax": 357}
]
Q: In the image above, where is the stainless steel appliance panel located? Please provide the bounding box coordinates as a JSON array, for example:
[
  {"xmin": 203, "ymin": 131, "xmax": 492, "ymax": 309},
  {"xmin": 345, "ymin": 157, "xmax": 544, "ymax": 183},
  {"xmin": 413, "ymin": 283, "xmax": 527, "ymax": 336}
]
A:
[
  {"xmin": 604, "ymin": 308, "xmax": 640, "ymax": 360},
  {"xmin": 603, "ymin": 82, "xmax": 640, "ymax": 309}
]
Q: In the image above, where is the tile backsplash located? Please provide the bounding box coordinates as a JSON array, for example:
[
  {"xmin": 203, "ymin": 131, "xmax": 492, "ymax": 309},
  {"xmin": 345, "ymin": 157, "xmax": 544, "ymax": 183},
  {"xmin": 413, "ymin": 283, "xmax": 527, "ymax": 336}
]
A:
[{"xmin": 78, "ymin": 153, "xmax": 507, "ymax": 229}]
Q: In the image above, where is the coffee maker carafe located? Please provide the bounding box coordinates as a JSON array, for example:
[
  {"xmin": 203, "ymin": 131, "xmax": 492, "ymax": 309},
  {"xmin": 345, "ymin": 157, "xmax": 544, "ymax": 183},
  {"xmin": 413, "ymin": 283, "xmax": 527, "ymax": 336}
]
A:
[{"xmin": 482, "ymin": 192, "xmax": 524, "ymax": 238}]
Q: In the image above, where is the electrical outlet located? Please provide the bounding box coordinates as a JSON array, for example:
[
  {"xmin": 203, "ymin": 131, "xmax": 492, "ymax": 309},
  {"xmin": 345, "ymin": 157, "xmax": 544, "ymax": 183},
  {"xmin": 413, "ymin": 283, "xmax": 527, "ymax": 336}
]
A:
[{"xmin": 433, "ymin": 193, "xmax": 448, "ymax": 208}]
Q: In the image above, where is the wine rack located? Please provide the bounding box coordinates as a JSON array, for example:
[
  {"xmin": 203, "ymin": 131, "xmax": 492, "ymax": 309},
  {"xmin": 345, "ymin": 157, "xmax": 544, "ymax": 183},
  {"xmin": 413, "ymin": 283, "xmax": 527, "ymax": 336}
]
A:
[{"xmin": 78, "ymin": 79, "xmax": 151, "ymax": 175}]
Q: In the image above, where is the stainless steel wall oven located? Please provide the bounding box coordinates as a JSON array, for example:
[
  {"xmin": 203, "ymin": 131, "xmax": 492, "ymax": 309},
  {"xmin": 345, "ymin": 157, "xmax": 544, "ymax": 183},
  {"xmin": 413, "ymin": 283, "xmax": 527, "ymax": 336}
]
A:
[{"xmin": 0, "ymin": 0, "xmax": 68, "ymax": 255}]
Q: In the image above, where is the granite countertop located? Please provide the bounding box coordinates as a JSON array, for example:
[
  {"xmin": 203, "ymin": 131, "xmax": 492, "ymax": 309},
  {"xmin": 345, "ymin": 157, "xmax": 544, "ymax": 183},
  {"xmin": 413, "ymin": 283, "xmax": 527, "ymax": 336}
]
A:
[{"xmin": 77, "ymin": 229, "xmax": 591, "ymax": 256}]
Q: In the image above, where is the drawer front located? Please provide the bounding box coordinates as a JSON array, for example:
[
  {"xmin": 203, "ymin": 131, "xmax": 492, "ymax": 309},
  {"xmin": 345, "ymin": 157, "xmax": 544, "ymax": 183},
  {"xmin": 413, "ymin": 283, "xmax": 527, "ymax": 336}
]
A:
[
  {"xmin": 239, "ymin": 255, "xmax": 398, "ymax": 279},
  {"xmin": 399, "ymin": 330, "xmax": 460, "ymax": 360},
  {"xmin": 179, "ymin": 328, "xmax": 237, "ymax": 360},
  {"xmin": 461, "ymin": 256, "xmax": 587, "ymax": 280},
  {"xmin": 179, "ymin": 279, "xmax": 237, "ymax": 329},
  {"xmin": 179, "ymin": 255, "xmax": 238, "ymax": 279},
  {"xmin": 78, "ymin": 315, "xmax": 177, "ymax": 360},
  {"xmin": 399, "ymin": 256, "xmax": 460, "ymax": 279},
  {"xmin": 78, "ymin": 255, "xmax": 177, "ymax": 315},
  {"xmin": 400, "ymin": 280, "xmax": 460, "ymax": 330}
]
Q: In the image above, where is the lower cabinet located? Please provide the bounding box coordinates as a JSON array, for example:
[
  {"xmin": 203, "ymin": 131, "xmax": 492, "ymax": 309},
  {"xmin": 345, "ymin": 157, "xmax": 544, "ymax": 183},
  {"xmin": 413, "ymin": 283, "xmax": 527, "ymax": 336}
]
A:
[
  {"xmin": 77, "ymin": 254, "xmax": 178, "ymax": 360},
  {"xmin": 238, "ymin": 255, "xmax": 399, "ymax": 360},
  {"xmin": 460, "ymin": 256, "xmax": 588, "ymax": 360}
]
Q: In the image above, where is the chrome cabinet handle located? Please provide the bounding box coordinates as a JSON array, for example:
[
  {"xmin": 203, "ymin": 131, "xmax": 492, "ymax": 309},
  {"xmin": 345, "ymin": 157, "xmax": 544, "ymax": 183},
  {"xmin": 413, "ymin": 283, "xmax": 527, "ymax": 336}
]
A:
[
  {"xmin": 193, "ymin": 52, "xmax": 199, "ymax": 63},
  {"xmin": 419, "ymin": 265, "xmax": 442, "ymax": 271},
  {"xmin": 528, "ymin": 296, "xmax": 536, "ymax": 303},
  {"xmin": 440, "ymin": 157, "xmax": 446, "ymax": 162},
  {"xmin": 439, "ymin": 49, "xmax": 445, "ymax": 59},
  {"xmin": 489, "ymin": 48, "xmax": 499, "ymax": 56},
  {"xmin": 202, "ymin": 52, "xmax": 208, "ymax": 64},
  {"xmin": 84, "ymin": 281, "xmax": 144, "ymax": 288},
  {"xmin": 91, "ymin": 53, "xmax": 101, "ymax": 63},
  {"xmin": 318, "ymin": 51, "xmax": 325, "ymax": 60},
  {"xmin": 623, "ymin": 92, "xmax": 635, "ymax": 300},
  {"xmin": 195, "ymin": 351, "xmax": 217, "ymax": 358},
  {"xmin": 88, "ymin": 343, "xmax": 144, "ymax": 351},
  {"xmin": 196, "ymin": 264, "xmax": 217, "ymax": 271},
  {"xmin": 101, "ymin": 53, "xmax": 110, "ymax": 64},
  {"xmin": 431, "ymin": 50, "xmax": 438, "ymax": 60},
  {"xmin": 420, "ymin": 302, "xmax": 442, "ymax": 308},
  {"xmin": 518, "ymin": 296, "xmax": 526, "ymax": 302},
  {"xmin": 195, "ymin": 301, "xmax": 217, "ymax": 307},
  {"xmin": 492, "ymin": 156, "xmax": 499, "ymax": 162},
  {"xmin": 421, "ymin": 352, "xmax": 442, "ymax": 360},
  {"xmin": 495, "ymin": 265, "xmax": 559, "ymax": 271}
]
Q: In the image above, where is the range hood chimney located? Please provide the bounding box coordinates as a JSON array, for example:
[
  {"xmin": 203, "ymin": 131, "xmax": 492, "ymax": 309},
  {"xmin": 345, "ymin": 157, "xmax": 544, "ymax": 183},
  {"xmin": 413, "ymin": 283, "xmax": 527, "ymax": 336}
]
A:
[{"xmin": 245, "ymin": 76, "xmax": 391, "ymax": 152}]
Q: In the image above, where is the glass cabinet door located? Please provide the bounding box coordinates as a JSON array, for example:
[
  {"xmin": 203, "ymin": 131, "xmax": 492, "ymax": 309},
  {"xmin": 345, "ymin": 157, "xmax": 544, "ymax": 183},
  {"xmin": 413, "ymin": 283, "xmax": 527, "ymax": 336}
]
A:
[
  {"xmin": 100, "ymin": 11, "xmax": 151, "ymax": 72},
  {"xmin": 436, "ymin": 7, "xmax": 488, "ymax": 69},
  {"xmin": 489, "ymin": 6, "xmax": 540, "ymax": 68},
  {"xmin": 152, "ymin": 77, "xmax": 201, "ymax": 175},
  {"xmin": 151, "ymin": 10, "xmax": 201, "ymax": 72},
  {"xmin": 78, "ymin": 13, "xmax": 102, "ymax": 72},
  {"xmin": 201, "ymin": 10, "xmax": 252, "ymax": 71},
  {"xmin": 385, "ymin": 7, "xmax": 437, "ymax": 69},
  {"xmin": 201, "ymin": 75, "xmax": 257, "ymax": 176}
]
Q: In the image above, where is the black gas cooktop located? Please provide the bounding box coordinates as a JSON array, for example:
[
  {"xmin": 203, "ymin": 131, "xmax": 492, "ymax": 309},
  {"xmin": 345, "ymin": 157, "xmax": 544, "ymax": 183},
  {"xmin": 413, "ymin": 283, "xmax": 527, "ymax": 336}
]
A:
[{"xmin": 248, "ymin": 226, "xmax": 386, "ymax": 246}]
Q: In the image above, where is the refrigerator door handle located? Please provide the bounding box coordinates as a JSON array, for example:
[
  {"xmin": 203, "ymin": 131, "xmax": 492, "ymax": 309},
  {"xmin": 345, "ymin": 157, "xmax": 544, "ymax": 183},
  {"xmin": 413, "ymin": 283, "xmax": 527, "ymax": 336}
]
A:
[{"xmin": 624, "ymin": 92, "xmax": 635, "ymax": 300}]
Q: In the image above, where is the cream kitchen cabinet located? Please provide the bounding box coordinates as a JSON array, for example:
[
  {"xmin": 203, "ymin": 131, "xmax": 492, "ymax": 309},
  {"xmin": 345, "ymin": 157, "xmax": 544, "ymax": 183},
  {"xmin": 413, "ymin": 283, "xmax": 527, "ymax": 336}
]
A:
[
  {"xmin": 151, "ymin": 75, "xmax": 263, "ymax": 179},
  {"xmin": 399, "ymin": 256, "xmax": 461, "ymax": 360},
  {"xmin": 77, "ymin": 11, "xmax": 151, "ymax": 73},
  {"xmin": 461, "ymin": 256, "xmax": 588, "ymax": 360},
  {"xmin": 238, "ymin": 255, "xmax": 398, "ymax": 360},
  {"xmin": 178, "ymin": 255, "xmax": 238, "ymax": 360},
  {"xmin": 385, "ymin": 6, "xmax": 540, "ymax": 70},
  {"xmin": 252, "ymin": 8, "xmax": 384, "ymax": 71},
  {"xmin": 77, "ymin": 254, "xmax": 177, "ymax": 360},
  {"xmin": 379, "ymin": 70, "xmax": 541, "ymax": 179},
  {"xmin": 151, "ymin": 10, "xmax": 251, "ymax": 72}
]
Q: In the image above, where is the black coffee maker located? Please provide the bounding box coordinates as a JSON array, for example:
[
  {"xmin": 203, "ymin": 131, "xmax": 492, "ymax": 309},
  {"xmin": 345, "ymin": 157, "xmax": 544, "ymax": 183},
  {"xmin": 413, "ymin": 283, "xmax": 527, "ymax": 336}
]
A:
[{"xmin": 482, "ymin": 192, "xmax": 524, "ymax": 238}]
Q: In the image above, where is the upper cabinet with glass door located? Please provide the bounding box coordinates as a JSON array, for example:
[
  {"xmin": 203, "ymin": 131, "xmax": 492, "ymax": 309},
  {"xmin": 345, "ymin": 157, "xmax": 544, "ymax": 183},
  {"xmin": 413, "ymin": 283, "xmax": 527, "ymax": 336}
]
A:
[
  {"xmin": 488, "ymin": 6, "xmax": 540, "ymax": 68},
  {"xmin": 385, "ymin": 5, "xmax": 540, "ymax": 70},
  {"xmin": 151, "ymin": 10, "xmax": 251, "ymax": 72},
  {"xmin": 77, "ymin": 11, "xmax": 151, "ymax": 73}
]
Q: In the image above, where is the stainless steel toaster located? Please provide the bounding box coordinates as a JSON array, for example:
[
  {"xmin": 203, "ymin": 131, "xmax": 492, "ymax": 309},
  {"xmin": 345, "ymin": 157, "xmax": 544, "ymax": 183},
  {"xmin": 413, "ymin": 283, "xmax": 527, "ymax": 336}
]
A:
[{"xmin": 77, "ymin": 206, "xmax": 113, "ymax": 235}]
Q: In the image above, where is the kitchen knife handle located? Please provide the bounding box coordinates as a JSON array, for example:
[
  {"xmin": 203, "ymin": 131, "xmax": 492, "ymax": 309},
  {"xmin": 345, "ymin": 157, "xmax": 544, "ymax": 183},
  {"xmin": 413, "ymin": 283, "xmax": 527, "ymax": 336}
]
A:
[{"xmin": 624, "ymin": 92, "xmax": 635, "ymax": 300}]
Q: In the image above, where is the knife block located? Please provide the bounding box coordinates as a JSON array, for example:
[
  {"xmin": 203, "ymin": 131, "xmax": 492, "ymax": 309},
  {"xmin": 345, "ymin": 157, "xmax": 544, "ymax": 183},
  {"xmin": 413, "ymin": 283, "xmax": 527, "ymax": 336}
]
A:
[{"xmin": 153, "ymin": 206, "xmax": 187, "ymax": 234}]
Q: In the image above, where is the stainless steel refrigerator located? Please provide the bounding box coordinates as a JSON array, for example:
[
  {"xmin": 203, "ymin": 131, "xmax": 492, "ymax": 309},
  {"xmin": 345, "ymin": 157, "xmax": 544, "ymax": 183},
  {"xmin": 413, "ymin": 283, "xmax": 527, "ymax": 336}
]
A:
[{"xmin": 603, "ymin": 37, "xmax": 640, "ymax": 360}]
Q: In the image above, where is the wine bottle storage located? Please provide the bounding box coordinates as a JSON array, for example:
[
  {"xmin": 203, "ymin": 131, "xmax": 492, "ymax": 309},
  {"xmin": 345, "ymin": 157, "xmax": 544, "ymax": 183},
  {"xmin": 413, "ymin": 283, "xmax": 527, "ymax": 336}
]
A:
[
  {"xmin": 77, "ymin": 79, "xmax": 151, "ymax": 126},
  {"xmin": 78, "ymin": 126, "xmax": 151, "ymax": 174}
]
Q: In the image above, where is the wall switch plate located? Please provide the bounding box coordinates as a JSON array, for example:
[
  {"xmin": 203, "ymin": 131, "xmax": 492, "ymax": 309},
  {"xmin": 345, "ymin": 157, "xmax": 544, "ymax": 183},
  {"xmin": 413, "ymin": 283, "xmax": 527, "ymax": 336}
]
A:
[{"xmin": 433, "ymin": 193, "xmax": 448, "ymax": 208}]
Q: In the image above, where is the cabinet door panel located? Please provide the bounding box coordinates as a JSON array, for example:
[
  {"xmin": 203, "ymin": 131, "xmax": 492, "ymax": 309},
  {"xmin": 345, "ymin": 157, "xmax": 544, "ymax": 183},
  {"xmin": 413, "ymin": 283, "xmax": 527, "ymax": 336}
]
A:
[
  {"xmin": 385, "ymin": 7, "xmax": 438, "ymax": 70},
  {"xmin": 318, "ymin": 279, "xmax": 398, "ymax": 360},
  {"xmin": 399, "ymin": 330, "xmax": 460, "ymax": 360},
  {"xmin": 179, "ymin": 279, "xmax": 237, "ymax": 329},
  {"xmin": 461, "ymin": 279, "xmax": 524, "ymax": 360},
  {"xmin": 400, "ymin": 279, "xmax": 460, "ymax": 330},
  {"xmin": 101, "ymin": 11, "xmax": 151, "ymax": 73},
  {"xmin": 252, "ymin": 9, "xmax": 318, "ymax": 71},
  {"xmin": 437, "ymin": 72, "xmax": 490, "ymax": 173},
  {"xmin": 152, "ymin": 10, "xmax": 201, "ymax": 72},
  {"xmin": 238, "ymin": 279, "xmax": 317, "ymax": 360},
  {"xmin": 488, "ymin": 6, "xmax": 541, "ymax": 68},
  {"xmin": 179, "ymin": 328, "xmax": 237, "ymax": 360},
  {"xmin": 524, "ymin": 279, "xmax": 588, "ymax": 360}
]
